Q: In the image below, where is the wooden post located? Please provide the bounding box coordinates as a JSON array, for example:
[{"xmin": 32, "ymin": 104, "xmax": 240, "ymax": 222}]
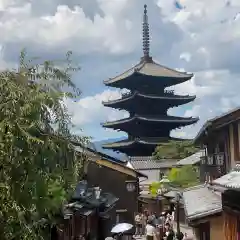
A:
[{"xmin": 176, "ymin": 193, "xmax": 184, "ymax": 240}]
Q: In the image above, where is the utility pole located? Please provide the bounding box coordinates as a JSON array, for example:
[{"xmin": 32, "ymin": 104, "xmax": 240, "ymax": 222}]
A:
[{"xmin": 175, "ymin": 192, "xmax": 184, "ymax": 240}]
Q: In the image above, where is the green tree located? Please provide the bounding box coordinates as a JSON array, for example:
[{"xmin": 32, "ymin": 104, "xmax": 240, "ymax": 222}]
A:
[
  {"xmin": 153, "ymin": 140, "xmax": 199, "ymax": 160},
  {"xmin": 149, "ymin": 182, "xmax": 161, "ymax": 196},
  {"xmin": 167, "ymin": 166, "xmax": 200, "ymax": 188},
  {"xmin": 0, "ymin": 50, "xmax": 87, "ymax": 239}
]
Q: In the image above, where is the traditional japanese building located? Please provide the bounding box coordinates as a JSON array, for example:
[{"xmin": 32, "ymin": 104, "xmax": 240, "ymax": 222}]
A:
[{"xmin": 101, "ymin": 5, "xmax": 198, "ymax": 156}]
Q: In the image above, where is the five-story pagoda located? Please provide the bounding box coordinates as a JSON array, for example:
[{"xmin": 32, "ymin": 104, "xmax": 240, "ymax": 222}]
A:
[{"xmin": 101, "ymin": 5, "xmax": 198, "ymax": 157}]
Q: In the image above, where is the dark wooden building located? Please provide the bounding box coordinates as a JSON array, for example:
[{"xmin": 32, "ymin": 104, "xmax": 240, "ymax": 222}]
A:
[
  {"xmin": 180, "ymin": 107, "xmax": 240, "ymax": 239},
  {"xmin": 101, "ymin": 4, "xmax": 198, "ymax": 157},
  {"xmin": 76, "ymin": 142, "xmax": 147, "ymax": 224},
  {"xmin": 213, "ymin": 165, "xmax": 240, "ymax": 240},
  {"xmin": 85, "ymin": 156, "xmax": 147, "ymax": 225},
  {"xmin": 56, "ymin": 181, "xmax": 119, "ymax": 240},
  {"xmin": 194, "ymin": 107, "xmax": 240, "ymax": 181}
]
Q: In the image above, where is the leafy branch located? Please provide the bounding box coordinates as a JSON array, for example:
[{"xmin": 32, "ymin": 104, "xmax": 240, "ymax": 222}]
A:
[{"xmin": 0, "ymin": 50, "xmax": 88, "ymax": 239}]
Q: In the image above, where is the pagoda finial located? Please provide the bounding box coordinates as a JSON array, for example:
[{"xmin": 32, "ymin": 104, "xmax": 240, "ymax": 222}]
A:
[{"xmin": 142, "ymin": 4, "xmax": 151, "ymax": 61}]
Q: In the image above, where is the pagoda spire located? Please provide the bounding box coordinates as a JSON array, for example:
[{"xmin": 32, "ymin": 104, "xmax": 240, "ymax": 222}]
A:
[{"xmin": 142, "ymin": 4, "xmax": 151, "ymax": 62}]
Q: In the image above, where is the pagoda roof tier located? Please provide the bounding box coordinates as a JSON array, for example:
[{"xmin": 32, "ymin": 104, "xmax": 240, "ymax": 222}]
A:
[
  {"xmin": 104, "ymin": 58, "xmax": 193, "ymax": 89},
  {"xmin": 102, "ymin": 115, "xmax": 198, "ymax": 137},
  {"xmin": 102, "ymin": 137, "xmax": 185, "ymax": 156},
  {"xmin": 102, "ymin": 91, "xmax": 196, "ymax": 110},
  {"xmin": 102, "ymin": 115, "xmax": 198, "ymax": 129},
  {"xmin": 103, "ymin": 137, "xmax": 183, "ymax": 148}
]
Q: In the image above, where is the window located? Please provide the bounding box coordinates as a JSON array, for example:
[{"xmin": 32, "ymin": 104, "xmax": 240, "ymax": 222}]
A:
[
  {"xmin": 207, "ymin": 155, "xmax": 213, "ymax": 165},
  {"xmin": 216, "ymin": 153, "xmax": 224, "ymax": 166}
]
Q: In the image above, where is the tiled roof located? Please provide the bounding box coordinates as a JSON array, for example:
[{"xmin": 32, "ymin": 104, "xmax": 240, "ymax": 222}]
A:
[
  {"xmin": 71, "ymin": 181, "xmax": 119, "ymax": 209},
  {"xmin": 103, "ymin": 91, "xmax": 196, "ymax": 105},
  {"xmin": 213, "ymin": 164, "xmax": 240, "ymax": 189},
  {"xmin": 176, "ymin": 150, "xmax": 205, "ymax": 166},
  {"xmin": 102, "ymin": 137, "xmax": 184, "ymax": 148},
  {"xmin": 104, "ymin": 60, "xmax": 193, "ymax": 85},
  {"xmin": 131, "ymin": 159, "xmax": 177, "ymax": 170},
  {"xmin": 194, "ymin": 107, "xmax": 240, "ymax": 144},
  {"xmin": 130, "ymin": 156, "xmax": 154, "ymax": 161},
  {"xmin": 183, "ymin": 185, "xmax": 222, "ymax": 222},
  {"xmin": 103, "ymin": 115, "xmax": 199, "ymax": 126}
]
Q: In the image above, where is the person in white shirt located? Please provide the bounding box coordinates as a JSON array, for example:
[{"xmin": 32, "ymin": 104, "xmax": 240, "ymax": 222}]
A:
[{"xmin": 145, "ymin": 220, "xmax": 156, "ymax": 240}]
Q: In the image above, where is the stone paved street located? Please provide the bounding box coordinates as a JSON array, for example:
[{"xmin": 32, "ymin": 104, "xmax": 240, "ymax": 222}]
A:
[{"xmin": 173, "ymin": 222, "xmax": 196, "ymax": 239}]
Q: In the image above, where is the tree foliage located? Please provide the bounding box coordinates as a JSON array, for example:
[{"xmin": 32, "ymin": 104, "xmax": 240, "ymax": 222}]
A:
[
  {"xmin": 153, "ymin": 140, "xmax": 199, "ymax": 160},
  {"xmin": 0, "ymin": 50, "xmax": 87, "ymax": 239},
  {"xmin": 149, "ymin": 182, "xmax": 161, "ymax": 196},
  {"xmin": 167, "ymin": 166, "xmax": 200, "ymax": 188}
]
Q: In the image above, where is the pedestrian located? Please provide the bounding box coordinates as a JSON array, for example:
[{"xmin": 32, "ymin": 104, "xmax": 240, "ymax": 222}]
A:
[
  {"xmin": 145, "ymin": 220, "xmax": 156, "ymax": 240},
  {"xmin": 134, "ymin": 212, "xmax": 142, "ymax": 236},
  {"xmin": 141, "ymin": 213, "xmax": 147, "ymax": 236},
  {"xmin": 163, "ymin": 223, "xmax": 175, "ymax": 240},
  {"xmin": 165, "ymin": 214, "xmax": 173, "ymax": 229}
]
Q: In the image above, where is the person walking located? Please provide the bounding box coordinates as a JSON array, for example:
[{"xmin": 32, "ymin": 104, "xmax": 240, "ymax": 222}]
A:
[
  {"xmin": 141, "ymin": 213, "xmax": 147, "ymax": 236},
  {"xmin": 163, "ymin": 223, "xmax": 175, "ymax": 240},
  {"xmin": 134, "ymin": 213, "xmax": 142, "ymax": 236},
  {"xmin": 145, "ymin": 220, "xmax": 156, "ymax": 240}
]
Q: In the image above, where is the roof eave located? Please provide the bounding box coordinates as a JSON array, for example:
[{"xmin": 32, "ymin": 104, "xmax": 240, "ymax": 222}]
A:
[
  {"xmin": 71, "ymin": 140, "xmax": 127, "ymax": 163},
  {"xmin": 193, "ymin": 121, "xmax": 212, "ymax": 145},
  {"xmin": 103, "ymin": 94, "xmax": 196, "ymax": 107},
  {"xmin": 103, "ymin": 116, "xmax": 199, "ymax": 127},
  {"xmin": 103, "ymin": 71, "xmax": 137, "ymax": 86},
  {"xmin": 102, "ymin": 142, "xmax": 135, "ymax": 149},
  {"xmin": 104, "ymin": 71, "xmax": 193, "ymax": 87},
  {"xmin": 187, "ymin": 208, "xmax": 222, "ymax": 223}
]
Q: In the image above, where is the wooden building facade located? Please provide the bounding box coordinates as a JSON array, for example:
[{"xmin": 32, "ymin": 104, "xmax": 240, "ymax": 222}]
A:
[
  {"xmin": 182, "ymin": 107, "xmax": 240, "ymax": 239},
  {"xmin": 213, "ymin": 166, "xmax": 240, "ymax": 240},
  {"xmin": 54, "ymin": 143, "xmax": 147, "ymax": 240},
  {"xmin": 55, "ymin": 181, "xmax": 119, "ymax": 240},
  {"xmin": 77, "ymin": 145, "xmax": 147, "ymax": 225},
  {"xmin": 85, "ymin": 158, "xmax": 146, "ymax": 224},
  {"xmin": 222, "ymin": 189, "xmax": 240, "ymax": 240},
  {"xmin": 194, "ymin": 107, "xmax": 240, "ymax": 181}
]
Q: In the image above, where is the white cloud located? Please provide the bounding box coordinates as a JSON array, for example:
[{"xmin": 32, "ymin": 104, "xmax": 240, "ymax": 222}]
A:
[
  {"xmin": 0, "ymin": 0, "xmax": 138, "ymax": 55},
  {"xmin": 1, "ymin": 0, "xmax": 240, "ymax": 142},
  {"xmin": 66, "ymin": 89, "xmax": 128, "ymax": 126}
]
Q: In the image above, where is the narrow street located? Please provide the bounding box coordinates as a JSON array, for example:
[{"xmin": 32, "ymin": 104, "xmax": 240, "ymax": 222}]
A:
[
  {"xmin": 173, "ymin": 222, "xmax": 196, "ymax": 239},
  {"xmin": 133, "ymin": 222, "xmax": 196, "ymax": 240}
]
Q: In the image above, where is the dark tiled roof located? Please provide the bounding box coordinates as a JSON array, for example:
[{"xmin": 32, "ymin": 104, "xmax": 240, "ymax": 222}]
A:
[
  {"xmin": 176, "ymin": 150, "xmax": 204, "ymax": 166},
  {"xmin": 104, "ymin": 60, "xmax": 193, "ymax": 85},
  {"xmin": 74, "ymin": 144, "xmax": 128, "ymax": 163},
  {"xmin": 131, "ymin": 159, "xmax": 177, "ymax": 170},
  {"xmin": 103, "ymin": 91, "xmax": 196, "ymax": 106},
  {"xmin": 130, "ymin": 156, "xmax": 154, "ymax": 161},
  {"xmin": 103, "ymin": 137, "xmax": 184, "ymax": 148},
  {"xmin": 72, "ymin": 181, "xmax": 119, "ymax": 208},
  {"xmin": 183, "ymin": 185, "xmax": 222, "ymax": 222},
  {"xmin": 103, "ymin": 115, "xmax": 199, "ymax": 127},
  {"xmin": 74, "ymin": 144, "xmax": 147, "ymax": 178},
  {"xmin": 213, "ymin": 164, "xmax": 240, "ymax": 189},
  {"xmin": 194, "ymin": 106, "xmax": 240, "ymax": 143}
]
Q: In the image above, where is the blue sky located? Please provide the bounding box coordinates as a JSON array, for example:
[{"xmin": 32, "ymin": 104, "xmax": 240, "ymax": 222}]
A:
[{"xmin": 1, "ymin": 0, "xmax": 240, "ymax": 141}]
